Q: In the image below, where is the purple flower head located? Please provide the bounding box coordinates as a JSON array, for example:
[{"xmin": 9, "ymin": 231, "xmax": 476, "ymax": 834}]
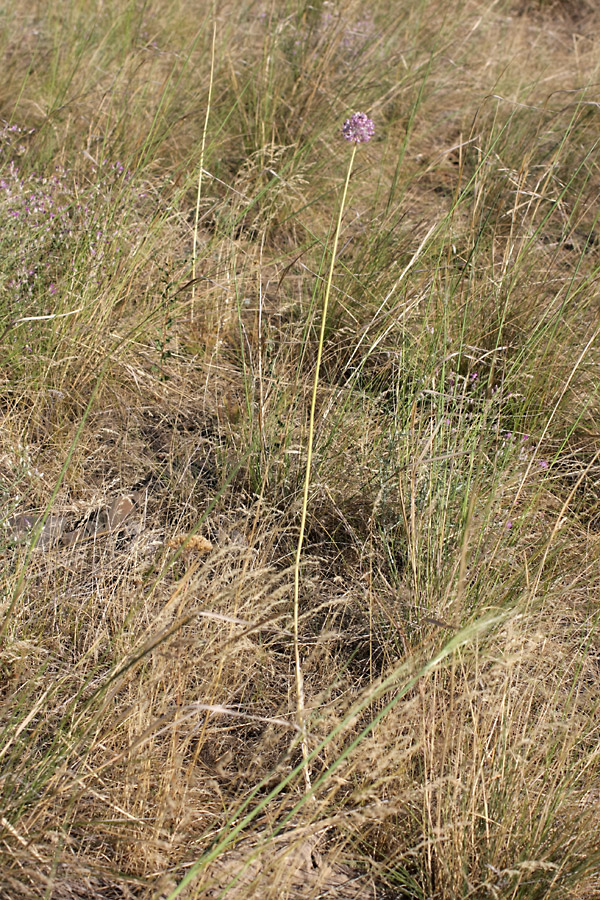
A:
[{"xmin": 342, "ymin": 112, "xmax": 375, "ymax": 143}]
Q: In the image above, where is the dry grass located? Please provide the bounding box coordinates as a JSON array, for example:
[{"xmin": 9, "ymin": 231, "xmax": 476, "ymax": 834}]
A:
[{"xmin": 1, "ymin": 1, "xmax": 600, "ymax": 898}]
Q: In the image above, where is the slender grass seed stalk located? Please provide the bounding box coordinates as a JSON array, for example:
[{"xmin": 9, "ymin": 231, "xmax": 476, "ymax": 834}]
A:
[{"xmin": 293, "ymin": 112, "xmax": 375, "ymax": 791}]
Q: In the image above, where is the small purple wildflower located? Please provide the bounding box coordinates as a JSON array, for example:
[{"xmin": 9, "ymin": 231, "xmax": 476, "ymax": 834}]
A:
[
  {"xmin": 1, "ymin": 124, "xmax": 147, "ymax": 319},
  {"xmin": 342, "ymin": 112, "xmax": 375, "ymax": 143}
]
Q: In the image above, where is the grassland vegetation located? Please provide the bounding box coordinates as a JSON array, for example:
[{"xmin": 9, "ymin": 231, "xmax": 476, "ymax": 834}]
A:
[{"xmin": 1, "ymin": 1, "xmax": 599, "ymax": 897}]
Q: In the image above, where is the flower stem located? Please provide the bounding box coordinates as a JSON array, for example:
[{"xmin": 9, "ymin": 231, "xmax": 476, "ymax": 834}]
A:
[
  {"xmin": 191, "ymin": 20, "xmax": 216, "ymax": 322},
  {"xmin": 293, "ymin": 141, "xmax": 358, "ymax": 791}
]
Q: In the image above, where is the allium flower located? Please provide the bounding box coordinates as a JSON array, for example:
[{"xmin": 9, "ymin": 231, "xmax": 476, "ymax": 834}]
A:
[{"xmin": 342, "ymin": 112, "xmax": 375, "ymax": 143}]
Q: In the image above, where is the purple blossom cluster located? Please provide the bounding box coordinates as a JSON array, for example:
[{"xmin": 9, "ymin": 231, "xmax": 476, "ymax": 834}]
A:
[
  {"xmin": 0, "ymin": 121, "xmax": 141, "ymax": 319},
  {"xmin": 321, "ymin": 7, "xmax": 377, "ymax": 56},
  {"xmin": 342, "ymin": 112, "xmax": 375, "ymax": 143},
  {"xmin": 0, "ymin": 120, "xmax": 33, "ymax": 159},
  {"xmin": 499, "ymin": 431, "xmax": 549, "ymax": 470},
  {"xmin": 342, "ymin": 15, "xmax": 377, "ymax": 49},
  {"xmin": 257, "ymin": 4, "xmax": 378, "ymax": 65}
]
